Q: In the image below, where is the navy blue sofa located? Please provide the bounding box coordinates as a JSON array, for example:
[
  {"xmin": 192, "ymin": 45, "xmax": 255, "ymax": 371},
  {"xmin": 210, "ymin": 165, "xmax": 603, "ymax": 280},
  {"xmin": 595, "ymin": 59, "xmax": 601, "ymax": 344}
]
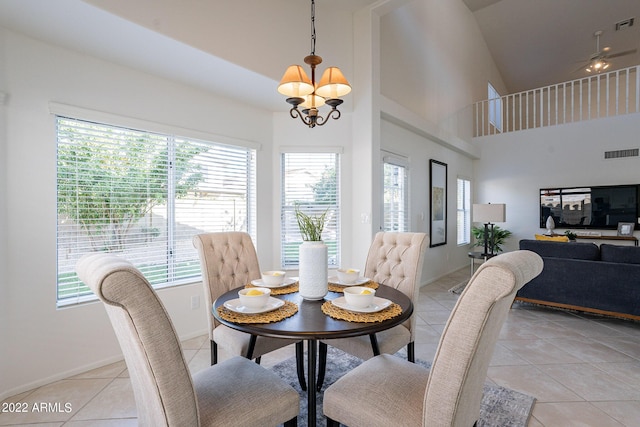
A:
[{"xmin": 516, "ymin": 239, "xmax": 640, "ymax": 320}]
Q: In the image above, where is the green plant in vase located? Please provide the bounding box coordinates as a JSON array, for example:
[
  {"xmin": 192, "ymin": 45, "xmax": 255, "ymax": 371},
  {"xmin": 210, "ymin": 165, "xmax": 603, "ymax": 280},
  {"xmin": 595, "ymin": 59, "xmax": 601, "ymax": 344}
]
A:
[
  {"xmin": 295, "ymin": 205, "xmax": 327, "ymax": 241},
  {"xmin": 471, "ymin": 225, "xmax": 512, "ymax": 254}
]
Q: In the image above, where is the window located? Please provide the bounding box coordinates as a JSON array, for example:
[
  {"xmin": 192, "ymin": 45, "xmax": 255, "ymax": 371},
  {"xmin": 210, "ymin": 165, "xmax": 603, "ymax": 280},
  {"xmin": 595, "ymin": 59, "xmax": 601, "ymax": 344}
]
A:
[
  {"xmin": 281, "ymin": 151, "xmax": 340, "ymax": 269},
  {"xmin": 56, "ymin": 116, "xmax": 256, "ymax": 306},
  {"xmin": 488, "ymin": 82, "xmax": 502, "ymax": 132},
  {"xmin": 457, "ymin": 178, "xmax": 471, "ymax": 245},
  {"xmin": 382, "ymin": 153, "xmax": 409, "ymax": 231}
]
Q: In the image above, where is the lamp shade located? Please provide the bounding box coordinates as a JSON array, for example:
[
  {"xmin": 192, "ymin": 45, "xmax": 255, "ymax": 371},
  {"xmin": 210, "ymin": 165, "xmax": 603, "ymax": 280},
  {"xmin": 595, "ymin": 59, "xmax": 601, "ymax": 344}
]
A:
[
  {"xmin": 315, "ymin": 67, "xmax": 352, "ymax": 98},
  {"xmin": 473, "ymin": 203, "xmax": 506, "ymax": 223},
  {"xmin": 278, "ymin": 65, "xmax": 314, "ymax": 97},
  {"xmin": 300, "ymin": 94, "xmax": 326, "ymax": 109}
]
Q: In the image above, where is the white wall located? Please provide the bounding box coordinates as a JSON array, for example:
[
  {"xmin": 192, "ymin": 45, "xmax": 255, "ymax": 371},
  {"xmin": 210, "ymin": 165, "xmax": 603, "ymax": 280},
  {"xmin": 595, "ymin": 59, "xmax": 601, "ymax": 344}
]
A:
[
  {"xmin": 0, "ymin": 28, "xmax": 277, "ymax": 397},
  {"xmin": 381, "ymin": 119, "xmax": 475, "ymax": 282},
  {"xmin": 474, "ymin": 113, "xmax": 640, "ymax": 252}
]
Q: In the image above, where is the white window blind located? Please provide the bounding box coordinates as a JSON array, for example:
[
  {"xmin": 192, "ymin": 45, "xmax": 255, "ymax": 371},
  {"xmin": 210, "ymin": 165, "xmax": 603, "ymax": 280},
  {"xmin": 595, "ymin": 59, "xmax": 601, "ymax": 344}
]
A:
[
  {"xmin": 56, "ymin": 117, "xmax": 256, "ymax": 306},
  {"xmin": 382, "ymin": 154, "xmax": 409, "ymax": 231},
  {"xmin": 457, "ymin": 178, "xmax": 471, "ymax": 245},
  {"xmin": 281, "ymin": 152, "xmax": 340, "ymax": 269}
]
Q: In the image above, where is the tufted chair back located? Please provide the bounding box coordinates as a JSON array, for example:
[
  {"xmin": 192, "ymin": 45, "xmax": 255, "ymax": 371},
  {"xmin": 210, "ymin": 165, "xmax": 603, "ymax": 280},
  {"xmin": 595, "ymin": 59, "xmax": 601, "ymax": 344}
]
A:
[
  {"xmin": 364, "ymin": 232, "xmax": 428, "ymax": 339},
  {"xmin": 192, "ymin": 232, "xmax": 261, "ymax": 333}
]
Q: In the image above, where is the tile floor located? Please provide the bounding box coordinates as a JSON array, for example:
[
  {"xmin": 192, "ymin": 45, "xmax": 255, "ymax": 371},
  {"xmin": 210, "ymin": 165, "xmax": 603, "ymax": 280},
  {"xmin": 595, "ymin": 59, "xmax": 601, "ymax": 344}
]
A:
[{"xmin": 2, "ymin": 267, "xmax": 640, "ymax": 426}]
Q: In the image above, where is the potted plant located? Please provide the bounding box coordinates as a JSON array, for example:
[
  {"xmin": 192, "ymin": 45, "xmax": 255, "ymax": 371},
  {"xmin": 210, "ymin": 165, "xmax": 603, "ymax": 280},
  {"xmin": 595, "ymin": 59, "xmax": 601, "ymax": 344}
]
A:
[
  {"xmin": 295, "ymin": 205, "xmax": 329, "ymax": 300},
  {"xmin": 295, "ymin": 205, "xmax": 327, "ymax": 242},
  {"xmin": 471, "ymin": 225, "xmax": 512, "ymax": 254},
  {"xmin": 564, "ymin": 230, "xmax": 577, "ymax": 241}
]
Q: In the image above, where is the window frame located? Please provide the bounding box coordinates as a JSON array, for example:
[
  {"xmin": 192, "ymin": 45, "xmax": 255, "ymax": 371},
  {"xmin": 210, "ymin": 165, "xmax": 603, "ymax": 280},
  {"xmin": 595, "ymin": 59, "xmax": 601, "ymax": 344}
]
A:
[
  {"xmin": 456, "ymin": 177, "xmax": 472, "ymax": 245},
  {"xmin": 382, "ymin": 151, "xmax": 410, "ymax": 232},
  {"xmin": 488, "ymin": 81, "xmax": 503, "ymax": 133},
  {"xmin": 53, "ymin": 104, "xmax": 258, "ymax": 307},
  {"xmin": 280, "ymin": 147, "xmax": 341, "ymax": 270}
]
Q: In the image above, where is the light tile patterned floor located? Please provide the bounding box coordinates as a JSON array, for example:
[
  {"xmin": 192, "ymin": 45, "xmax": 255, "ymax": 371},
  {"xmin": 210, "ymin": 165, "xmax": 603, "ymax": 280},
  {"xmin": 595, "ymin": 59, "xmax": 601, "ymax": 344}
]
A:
[{"xmin": 2, "ymin": 267, "xmax": 639, "ymax": 426}]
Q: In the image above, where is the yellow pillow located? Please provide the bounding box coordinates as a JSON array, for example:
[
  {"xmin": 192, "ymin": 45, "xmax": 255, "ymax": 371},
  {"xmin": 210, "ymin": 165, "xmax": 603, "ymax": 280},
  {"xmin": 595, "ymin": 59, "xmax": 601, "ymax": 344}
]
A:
[{"xmin": 535, "ymin": 234, "xmax": 569, "ymax": 242}]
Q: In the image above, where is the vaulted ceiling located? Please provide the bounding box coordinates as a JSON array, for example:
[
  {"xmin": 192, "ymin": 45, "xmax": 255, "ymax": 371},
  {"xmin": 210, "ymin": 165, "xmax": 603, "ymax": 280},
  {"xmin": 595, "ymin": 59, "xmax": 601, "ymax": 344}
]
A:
[{"xmin": 1, "ymin": 0, "xmax": 640, "ymax": 103}]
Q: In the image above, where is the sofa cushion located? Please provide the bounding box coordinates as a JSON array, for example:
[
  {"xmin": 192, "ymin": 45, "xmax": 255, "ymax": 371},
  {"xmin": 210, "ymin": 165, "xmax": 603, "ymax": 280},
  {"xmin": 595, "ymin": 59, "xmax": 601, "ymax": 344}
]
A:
[
  {"xmin": 519, "ymin": 239, "xmax": 600, "ymax": 260},
  {"xmin": 600, "ymin": 244, "xmax": 640, "ymax": 264}
]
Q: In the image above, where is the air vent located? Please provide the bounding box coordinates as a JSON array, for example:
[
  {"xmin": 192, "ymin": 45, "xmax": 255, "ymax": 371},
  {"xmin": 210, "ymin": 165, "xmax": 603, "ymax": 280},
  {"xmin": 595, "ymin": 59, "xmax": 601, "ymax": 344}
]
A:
[
  {"xmin": 615, "ymin": 18, "xmax": 634, "ymax": 31},
  {"xmin": 604, "ymin": 148, "xmax": 639, "ymax": 159}
]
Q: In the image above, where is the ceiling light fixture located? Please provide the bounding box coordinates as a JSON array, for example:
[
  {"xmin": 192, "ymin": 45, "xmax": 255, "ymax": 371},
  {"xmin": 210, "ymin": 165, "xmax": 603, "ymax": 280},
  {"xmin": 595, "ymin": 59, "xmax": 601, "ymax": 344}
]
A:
[
  {"xmin": 585, "ymin": 30, "xmax": 610, "ymax": 73},
  {"xmin": 277, "ymin": 0, "xmax": 351, "ymax": 128}
]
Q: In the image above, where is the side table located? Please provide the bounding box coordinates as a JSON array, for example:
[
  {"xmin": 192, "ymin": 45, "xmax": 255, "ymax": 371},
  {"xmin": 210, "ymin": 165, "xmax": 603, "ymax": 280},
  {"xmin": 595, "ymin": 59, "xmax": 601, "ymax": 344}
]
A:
[{"xmin": 468, "ymin": 251, "xmax": 496, "ymax": 276}]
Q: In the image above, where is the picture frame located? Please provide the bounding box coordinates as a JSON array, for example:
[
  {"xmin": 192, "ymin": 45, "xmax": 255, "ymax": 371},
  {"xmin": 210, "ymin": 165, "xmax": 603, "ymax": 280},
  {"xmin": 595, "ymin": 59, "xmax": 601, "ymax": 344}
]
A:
[
  {"xmin": 617, "ymin": 222, "xmax": 635, "ymax": 236},
  {"xmin": 429, "ymin": 159, "xmax": 447, "ymax": 247}
]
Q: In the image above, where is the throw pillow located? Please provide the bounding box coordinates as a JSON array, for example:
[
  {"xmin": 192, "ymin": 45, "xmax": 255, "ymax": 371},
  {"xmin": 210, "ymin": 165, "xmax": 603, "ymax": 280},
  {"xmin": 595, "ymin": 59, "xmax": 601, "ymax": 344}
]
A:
[{"xmin": 534, "ymin": 234, "xmax": 569, "ymax": 242}]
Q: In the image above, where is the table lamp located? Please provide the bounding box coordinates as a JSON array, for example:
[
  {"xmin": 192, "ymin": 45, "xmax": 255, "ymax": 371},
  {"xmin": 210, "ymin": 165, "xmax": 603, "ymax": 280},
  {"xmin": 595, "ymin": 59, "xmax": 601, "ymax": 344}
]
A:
[{"xmin": 473, "ymin": 203, "xmax": 506, "ymax": 255}]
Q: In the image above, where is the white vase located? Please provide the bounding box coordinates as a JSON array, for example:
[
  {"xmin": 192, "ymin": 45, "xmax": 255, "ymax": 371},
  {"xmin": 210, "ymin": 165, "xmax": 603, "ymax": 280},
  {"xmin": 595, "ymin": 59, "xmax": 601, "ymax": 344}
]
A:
[
  {"xmin": 298, "ymin": 241, "xmax": 328, "ymax": 300},
  {"xmin": 546, "ymin": 216, "xmax": 555, "ymax": 234}
]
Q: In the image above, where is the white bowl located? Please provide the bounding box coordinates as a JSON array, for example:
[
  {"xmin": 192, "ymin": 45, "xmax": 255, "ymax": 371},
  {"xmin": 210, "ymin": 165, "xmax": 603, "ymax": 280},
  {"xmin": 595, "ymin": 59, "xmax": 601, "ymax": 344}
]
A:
[
  {"xmin": 238, "ymin": 287, "xmax": 271, "ymax": 309},
  {"xmin": 261, "ymin": 270, "xmax": 286, "ymax": 286},
  {"xmin": 336, "ymin": 268, "xmax": 360, "ymax": 284},
  {"xmin": 343, "ymin": 286, "xmax": 375, "ymax": 308}
]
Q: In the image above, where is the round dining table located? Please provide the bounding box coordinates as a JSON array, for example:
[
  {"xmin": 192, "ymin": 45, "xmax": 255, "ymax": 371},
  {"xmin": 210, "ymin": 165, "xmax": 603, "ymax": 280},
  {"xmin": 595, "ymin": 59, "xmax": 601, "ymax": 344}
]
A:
[{"xmin": 213, "ymin": 284, "xmax": 413, "ymax": 427}]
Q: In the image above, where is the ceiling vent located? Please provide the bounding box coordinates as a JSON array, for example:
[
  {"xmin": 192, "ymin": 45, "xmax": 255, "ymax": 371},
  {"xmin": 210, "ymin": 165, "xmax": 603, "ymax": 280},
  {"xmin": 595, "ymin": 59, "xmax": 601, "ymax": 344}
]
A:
[
  {"xmin": 604, "ymin": 148, "xmax": 639, "ymax": 159},
  {"xmin": 615, "ymin": 18, "xmax": 635, "ymax": 31}
]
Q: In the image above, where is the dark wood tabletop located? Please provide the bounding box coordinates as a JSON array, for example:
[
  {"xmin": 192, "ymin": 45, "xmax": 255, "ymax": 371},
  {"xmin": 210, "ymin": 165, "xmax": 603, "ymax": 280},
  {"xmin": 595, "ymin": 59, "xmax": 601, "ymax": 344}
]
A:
[{"xmin": 212, "ymin": 284, "xmax": 413, "ymax": 340}]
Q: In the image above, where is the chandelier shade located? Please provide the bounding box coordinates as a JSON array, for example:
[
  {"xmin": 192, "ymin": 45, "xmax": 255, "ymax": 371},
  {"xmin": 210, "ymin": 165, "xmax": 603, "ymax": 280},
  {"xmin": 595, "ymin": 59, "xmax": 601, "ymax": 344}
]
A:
[
  {"xmin": 315, "ymin": 67, "xmax": 352, "ymax": 98},
  {"xmin": 278, "ymin": 65, "xmax": 314, "ymax": 97},
  {"xmin": 301, "ymin": 94, "xmax": 326, "ymax": 109}
]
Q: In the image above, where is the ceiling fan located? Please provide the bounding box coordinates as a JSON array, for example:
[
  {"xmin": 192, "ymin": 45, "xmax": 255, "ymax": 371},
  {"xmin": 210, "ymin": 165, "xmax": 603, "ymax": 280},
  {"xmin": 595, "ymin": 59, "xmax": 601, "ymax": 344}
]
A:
[{"xmin": 580, "ymin": 30, "xmax": 637, "ymax": 73}]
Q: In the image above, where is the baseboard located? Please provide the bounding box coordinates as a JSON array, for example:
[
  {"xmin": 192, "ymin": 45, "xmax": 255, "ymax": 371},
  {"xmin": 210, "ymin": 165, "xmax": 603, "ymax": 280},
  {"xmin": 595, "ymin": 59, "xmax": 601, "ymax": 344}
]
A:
[{"xmin": 0, "ymin": 328, "xmax": 209, "ymax": 402}]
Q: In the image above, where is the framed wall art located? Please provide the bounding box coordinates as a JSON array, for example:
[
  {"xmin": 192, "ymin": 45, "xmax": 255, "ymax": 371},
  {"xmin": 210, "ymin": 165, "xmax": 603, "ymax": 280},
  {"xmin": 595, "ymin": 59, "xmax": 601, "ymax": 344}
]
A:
[
  {"xmin": 617, "ymin": 222, "xmax": 635, "ymax": 236},
  {"xmin": 429, "ymin": 159, "xmax": 447, "ymax": 247}
]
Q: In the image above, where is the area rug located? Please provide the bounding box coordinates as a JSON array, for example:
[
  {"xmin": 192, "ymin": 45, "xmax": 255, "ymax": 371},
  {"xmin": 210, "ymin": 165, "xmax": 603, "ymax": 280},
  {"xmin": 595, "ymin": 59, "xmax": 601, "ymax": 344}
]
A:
[{"xmin": 271, "ymin": 347, "xmax": 535, "ymax": 427}]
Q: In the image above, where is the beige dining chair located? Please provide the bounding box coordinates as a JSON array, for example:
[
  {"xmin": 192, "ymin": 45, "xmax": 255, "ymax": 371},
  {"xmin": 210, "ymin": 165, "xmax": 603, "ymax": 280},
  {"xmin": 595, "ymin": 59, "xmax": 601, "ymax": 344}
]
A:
[
  {"xmin": 317, "ymin": 231, "xmax": 428, "ymax": 390},
  {"xmin": 323, "ymin": 250, "xmax": 543, "ymax": 427},
  {"xmin": 193, "ymin": 231, "xmax": 306, "ymax": 390},
  {"xmin": 76, "ymin": 252, "xmax": 299, "ymax": 427}
]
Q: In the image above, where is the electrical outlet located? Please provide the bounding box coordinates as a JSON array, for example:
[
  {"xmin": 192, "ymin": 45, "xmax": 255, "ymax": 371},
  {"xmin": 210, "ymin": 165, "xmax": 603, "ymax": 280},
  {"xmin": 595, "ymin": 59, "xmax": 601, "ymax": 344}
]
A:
[{"xmin": 191, "ymin": 295, "xmax": 200, "ymax": 310}]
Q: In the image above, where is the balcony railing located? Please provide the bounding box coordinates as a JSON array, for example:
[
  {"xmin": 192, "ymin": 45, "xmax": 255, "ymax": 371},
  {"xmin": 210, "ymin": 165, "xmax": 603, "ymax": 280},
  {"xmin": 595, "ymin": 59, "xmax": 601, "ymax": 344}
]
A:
[{"xmin": 473, "ymin": 65, "xmax": 640, "ymax": 137}]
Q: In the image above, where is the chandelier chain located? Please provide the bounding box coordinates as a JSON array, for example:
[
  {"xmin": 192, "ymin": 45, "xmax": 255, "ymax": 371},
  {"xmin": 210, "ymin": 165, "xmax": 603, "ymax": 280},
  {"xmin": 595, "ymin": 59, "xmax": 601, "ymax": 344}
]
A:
[{"xmin": 310, "ymin": 0, "xmax": 316, "ymax": 55}]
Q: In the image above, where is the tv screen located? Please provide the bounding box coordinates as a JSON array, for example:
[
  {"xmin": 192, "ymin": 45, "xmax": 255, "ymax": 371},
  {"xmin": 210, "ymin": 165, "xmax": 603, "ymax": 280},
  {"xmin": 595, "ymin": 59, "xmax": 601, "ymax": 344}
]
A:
[{"xmin": 540, "ymin": 185, "xmax": 639, "ymax": 230}]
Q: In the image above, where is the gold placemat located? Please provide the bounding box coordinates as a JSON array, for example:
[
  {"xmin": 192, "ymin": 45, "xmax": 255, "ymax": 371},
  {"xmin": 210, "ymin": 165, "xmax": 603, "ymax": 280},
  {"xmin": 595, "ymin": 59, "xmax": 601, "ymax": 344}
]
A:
[
  {"xmin": 245, "ymin": 282, "xmax": 299, "ymax": 295},
  {"xmin": 321, "ymin": 301, "xmax": 402, "ymax": 323},
  {"xmin": 328, "ymin": 280, "xmax": 379, "ymax": 293},
  {"xmin": 217, "ymin": 300, "xmax": 298, "ymax": 324}
]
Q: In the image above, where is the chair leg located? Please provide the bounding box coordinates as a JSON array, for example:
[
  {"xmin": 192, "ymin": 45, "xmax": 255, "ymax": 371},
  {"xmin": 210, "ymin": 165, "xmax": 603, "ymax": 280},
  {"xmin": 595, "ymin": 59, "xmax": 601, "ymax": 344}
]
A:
[
  {"xmin": 316, "ymin": 341, "xmax": 328, "ymax": 391},
  {"xmin": 369, "ymin": 333, "xmax": 380, "ymax": 356},
  {"xmin": 407, "ymin": 341, "xmax": 415, "ymax": 363},
  {"xmin": 247, "ymin": 334, "xmax": 257, "ymax": 360},
  {"xmin": 326, "ymin": 417, "xmax": 340, "ymax": 426},
  {"xmin": 284, "ymin": 416, "xmax": 298, "ymax": 427},
  {"xmin": 295, "ymin": 341, "xmax": 307, "ymax": 391},
  {"xmin": 210, "ymin": 340, "xmax": 217, "ymax": 365}
]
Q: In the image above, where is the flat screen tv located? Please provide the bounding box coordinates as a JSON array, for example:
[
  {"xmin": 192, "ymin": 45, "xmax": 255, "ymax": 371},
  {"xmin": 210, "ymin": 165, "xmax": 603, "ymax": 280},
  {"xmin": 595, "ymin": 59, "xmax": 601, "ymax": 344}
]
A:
[{"xmin": 540, "ymin": 184, "xmax": 640, "ymax": 230}]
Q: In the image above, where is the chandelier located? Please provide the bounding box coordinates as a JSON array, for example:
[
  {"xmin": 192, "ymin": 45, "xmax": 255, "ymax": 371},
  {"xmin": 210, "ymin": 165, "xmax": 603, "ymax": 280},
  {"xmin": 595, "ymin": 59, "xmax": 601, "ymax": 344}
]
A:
[{"xmin": 277, "ymin": 0, "xmax": 351, "ymax": 128}]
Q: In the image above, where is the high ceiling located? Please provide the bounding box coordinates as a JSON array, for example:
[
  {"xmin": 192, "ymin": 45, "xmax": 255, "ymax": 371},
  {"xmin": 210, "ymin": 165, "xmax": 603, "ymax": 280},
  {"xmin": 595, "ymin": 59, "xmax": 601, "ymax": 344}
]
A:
[
  {"xmin": 1, "ymin": 0, "xmax": 639, "ymax": 103},
  {"xmin": 464, "ymin": 0, "xmax": 640, "ymax": 93}
]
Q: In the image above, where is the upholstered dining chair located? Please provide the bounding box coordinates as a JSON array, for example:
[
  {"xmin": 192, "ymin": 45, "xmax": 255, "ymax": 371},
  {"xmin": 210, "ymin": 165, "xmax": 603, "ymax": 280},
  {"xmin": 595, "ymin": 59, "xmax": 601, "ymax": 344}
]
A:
[
  {"xmin": 76, "ymin": 252, "xmax": 299, "ymax": 427},
  {"xmin": 193, "ymin": 231, "xmax": 306, "ymax": 389},
  {"xmin": 317, "ymin": 231, "xmax": 428, "ymax": 391},
  {"xmin": 323, "ymin": 250, "xmax": 543, "ymax": 427}
]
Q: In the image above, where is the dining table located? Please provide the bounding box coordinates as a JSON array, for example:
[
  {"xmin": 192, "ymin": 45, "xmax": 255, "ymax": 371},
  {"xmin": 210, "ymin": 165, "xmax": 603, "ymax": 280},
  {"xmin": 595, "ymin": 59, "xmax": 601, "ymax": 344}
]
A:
[{"xmin": 212, "ymin": 281, "xmax": 413, "ymax": 426}]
